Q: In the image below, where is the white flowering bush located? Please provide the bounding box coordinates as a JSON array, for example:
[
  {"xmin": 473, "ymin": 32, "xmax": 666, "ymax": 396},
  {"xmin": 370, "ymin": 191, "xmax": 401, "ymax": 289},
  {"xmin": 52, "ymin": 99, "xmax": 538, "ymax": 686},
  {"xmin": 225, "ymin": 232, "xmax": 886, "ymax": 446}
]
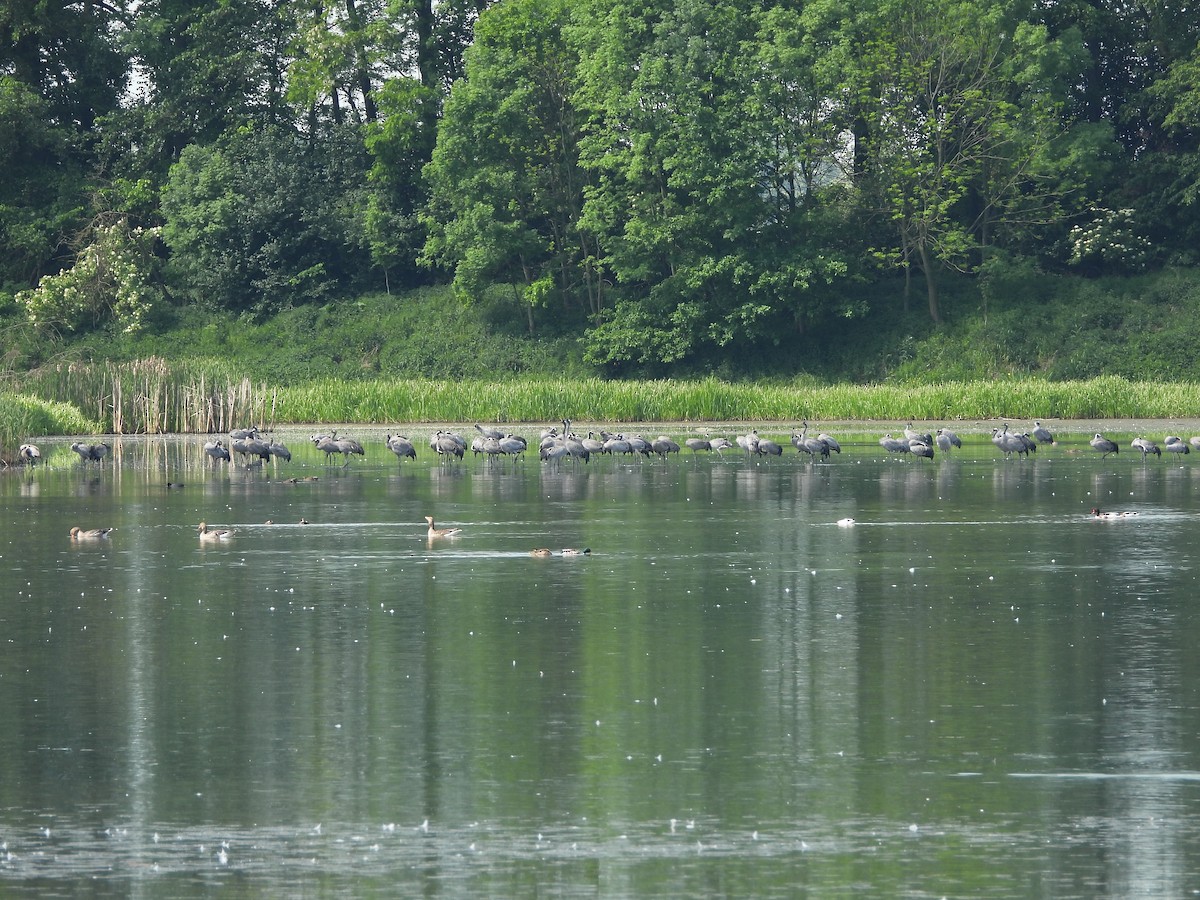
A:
[
  {"xmin": 16, "ymin": 220, "xmax": 162, "ymax": 334},
  {"xmin": 1067, "ymin": 208, "xmax": 1153, "ymax": 272}
]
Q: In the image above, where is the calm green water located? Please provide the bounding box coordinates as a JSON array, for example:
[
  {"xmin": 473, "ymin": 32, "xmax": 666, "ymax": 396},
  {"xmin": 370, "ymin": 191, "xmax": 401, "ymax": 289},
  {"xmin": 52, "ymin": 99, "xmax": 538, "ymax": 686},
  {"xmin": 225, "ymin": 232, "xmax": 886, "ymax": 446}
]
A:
[{"xmin": 4, "ymin": 426, "xmax": 1200, "ymax": 897}]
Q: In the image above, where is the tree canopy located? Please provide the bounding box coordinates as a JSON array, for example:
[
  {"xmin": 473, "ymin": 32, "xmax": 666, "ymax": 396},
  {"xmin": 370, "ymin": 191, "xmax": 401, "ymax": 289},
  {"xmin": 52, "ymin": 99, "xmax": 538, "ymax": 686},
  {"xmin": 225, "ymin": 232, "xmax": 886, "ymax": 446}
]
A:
[{"xmin": 3, "ymin": 0, "xmax": 1197, "ymax": 370}]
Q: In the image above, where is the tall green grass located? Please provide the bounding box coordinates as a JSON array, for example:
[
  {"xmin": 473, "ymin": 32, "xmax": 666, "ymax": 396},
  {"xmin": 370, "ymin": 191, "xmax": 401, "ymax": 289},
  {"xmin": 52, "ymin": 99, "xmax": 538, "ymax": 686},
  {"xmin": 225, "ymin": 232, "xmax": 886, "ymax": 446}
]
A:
[
  {"xmin": 279, "ymin": 374, "xmax": 1200, "ymax": 424},
  {"xmin": 0, "ymin": 393, "xmax": 99, "ymax": 461},
  {"xmin": 8, "ymin": 362, "xmax": 1200, "ymax": 433}
]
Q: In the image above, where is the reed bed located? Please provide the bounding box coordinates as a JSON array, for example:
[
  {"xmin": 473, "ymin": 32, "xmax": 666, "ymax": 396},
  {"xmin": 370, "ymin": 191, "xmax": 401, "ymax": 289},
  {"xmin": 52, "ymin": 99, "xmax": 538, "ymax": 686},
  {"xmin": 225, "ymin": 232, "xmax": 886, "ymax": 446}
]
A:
[
  {"xmin": 6, "ymin": 360, "xmax": 1200, "ymax": 433},
  {"xmin": 7, "ymin": 357, "xmax": 278, "ymax": 434}
]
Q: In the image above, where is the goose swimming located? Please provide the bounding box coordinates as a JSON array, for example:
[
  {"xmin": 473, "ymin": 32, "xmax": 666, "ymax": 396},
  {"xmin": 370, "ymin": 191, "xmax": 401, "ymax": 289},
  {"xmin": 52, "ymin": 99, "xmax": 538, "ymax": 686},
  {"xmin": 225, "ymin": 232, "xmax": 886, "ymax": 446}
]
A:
[
  {"xmin": 70, "ymin": 526, "xmax": 114, "ymax": 539},
  {"xmin": 425, "ymin": 516, "xmax": 463, "ymax": 538},
  {"xmin": 197, "ymin": 522, "xmax": 234, "ymax": 540}
]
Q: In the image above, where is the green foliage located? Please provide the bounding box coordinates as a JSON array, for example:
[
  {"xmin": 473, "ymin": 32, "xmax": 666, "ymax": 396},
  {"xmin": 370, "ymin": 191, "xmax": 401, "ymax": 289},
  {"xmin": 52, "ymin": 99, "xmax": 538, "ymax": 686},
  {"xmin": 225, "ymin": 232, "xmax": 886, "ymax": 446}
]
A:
[
  {"xmin": 161, "ymin": 124, "xmax": 377, "ymax": 315},
  {"xmin": 3, "ymin": 0, "xmax": 1200, "ymax": 375},
  {"xmin": 0, "ymin": 76, "xmax": 90, "ymax": 289},
  {"xmin": 422, "ymin": 0, "xmax": 599, "ymax": 324},
  {"xmin": 362, "ymin": 77, "xmax": 441, "ymax": 282},
  {"xmin": 16, "ymin": 219, "xmax": 163, "ymax": 334}
]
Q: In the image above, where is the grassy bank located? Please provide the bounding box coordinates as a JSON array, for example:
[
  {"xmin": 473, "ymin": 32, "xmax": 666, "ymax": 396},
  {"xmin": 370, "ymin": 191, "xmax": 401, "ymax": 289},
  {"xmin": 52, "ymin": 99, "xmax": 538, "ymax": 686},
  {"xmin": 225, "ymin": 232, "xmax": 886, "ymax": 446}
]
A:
[
  {"xmin": 6, "ymin": 266, "xmax": 1200, "ymax": 437},
  {"xmin": 6, "ymin": 267, "xmax": 1200, "ymax": 385},
  {"xmin": 6, "ymin": 365, "xmax": 1200, "ymax": 436},
  {"xmin": 0, "ymin": 393, "xmax": 100, "ymax": 462}
]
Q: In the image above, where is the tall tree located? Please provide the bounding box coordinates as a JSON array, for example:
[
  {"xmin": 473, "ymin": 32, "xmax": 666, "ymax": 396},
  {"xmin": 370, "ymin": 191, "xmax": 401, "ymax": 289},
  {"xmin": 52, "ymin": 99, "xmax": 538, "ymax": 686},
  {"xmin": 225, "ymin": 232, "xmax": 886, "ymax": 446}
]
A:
[
  {"xmin": 0, "ymin": 0, "xmax": 128, "ymax": 130},
  {"xmin": 572, "ymin": 0, "xmax": 853, "ymax": 367},
  {"xmin": 0, "ymin": 77, "xmax": 88, "ymax": 288},
  {"xmin": 856, "ymin": 0, "xmax": 1070, "ymax": 321},
  {"xmin": 421, "ymin": 0, "xmax": 596, "ymax": 332},
  {"xmin": 116, "ymin": 0, "xmax": 296, "ymax": 170},
  {"xmin": 0, "ymin": 0, "xmax": 129, "ymax": 288},
  {"xmin": 358, "ymin": 0, "xmax": 494, "ymax": 284}
]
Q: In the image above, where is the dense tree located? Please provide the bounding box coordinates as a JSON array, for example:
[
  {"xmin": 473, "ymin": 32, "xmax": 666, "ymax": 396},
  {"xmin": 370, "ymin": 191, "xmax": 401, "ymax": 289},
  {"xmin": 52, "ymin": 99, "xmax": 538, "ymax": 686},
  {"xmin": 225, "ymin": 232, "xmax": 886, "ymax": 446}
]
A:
[
  {"xmin": 0, "ymin": 0, "xmax": 128, "ymax": 130},
  {"xmin": 5, "ymin": 0, "xmax": 1200, "ymax": 360},
  {"xmin": 0, "ymin": 77, "xmax": 88, "ymax": 288},
  {"xmin": 422, "ymin": 0, "xmax": 596, "ymax": 333},
  {"xmin": 852, "ymin": 0, "xmax": 1052, "ymax": 321},
  {"xmin": 0, "ymin": 0, "xmax": 129, "ymax": 289},
  {"xmin": 160, "ymin": 124, "xmax": 375, "ymax": 316},
  {"xmin": 573, "ymin": 0, "xmax": 858, "ymax": 367},
  {"xmin": 120, "ymin": 0, "xmax": 293, "ymax": 160}
]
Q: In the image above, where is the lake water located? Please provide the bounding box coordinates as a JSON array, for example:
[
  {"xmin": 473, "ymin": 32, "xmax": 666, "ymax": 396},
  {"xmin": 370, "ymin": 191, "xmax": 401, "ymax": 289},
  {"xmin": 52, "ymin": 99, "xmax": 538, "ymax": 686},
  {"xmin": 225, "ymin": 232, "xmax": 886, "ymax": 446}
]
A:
[{"xmin": 4, "ymin": 424, "xmax": 1200, "ymax": 897}]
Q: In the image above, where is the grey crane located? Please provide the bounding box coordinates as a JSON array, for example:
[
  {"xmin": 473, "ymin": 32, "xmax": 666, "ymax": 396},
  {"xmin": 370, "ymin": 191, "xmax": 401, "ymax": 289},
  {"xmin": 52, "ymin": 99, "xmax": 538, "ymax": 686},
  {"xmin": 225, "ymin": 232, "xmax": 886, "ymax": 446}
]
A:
[
  {"xmin": 992, "ymin": 424, "xmax": 1032, "ymax": 457},
  {"xmin": 499, "ymin": 435, "xmax": 527, "ymax": 457},
  {"xmin": 626, "ymin": 434, "xmax": 652, "ymax": 456},
  {"xmin": 909, "ymin": 439, "xmax": 935, "ymax": 460},
  {"xmin": 600, "ymin": 433, "xmax": 632, "ymax": 455},
  {"xmin": 432, "ymin": 431, "xmax": 465, "ymax": 459},
  {"xmin": 904, "ymin": 423, "xmax": 933, "ymax": 446},
  {"xmin": 1131, "ymin": 437, "xmax": 1161, "ymax": 459},
  {"xmin": 880, "ymin": 433, "xmax": 910, "ymax": 454},
  {"xmin": 311, "ymin": 432, "xmax": 365, "ymax": 465},
  {"xmin": 582, "ymin": 433, "xmax": 606, "ymax": 456},
  {"xmin": 755, "ymin": 436, "xmax": 783, "ymax": 457},
  {"xmin": 795, "ymin": 423, "xmax": 830, "ymax": 459},
  {"xmin": 652, "ymin": 435, "xmax": 681, "ymax": 457},
  {"xmin": 387, "ymin": 434, "xmax": 417, "ymax": 461},
  {"xmin": 475, "ymin": 423, "xmax": 505, "ymax": 440},
  {"xmin": 1164, "ymin": 435, "xmax": 1190, "ymax": 455},
  {"xmin": 71, "ymin": 441, "xmax": 110, "ymax": 463},
  {"xmin": 241, "ymin": 434, "xmax": 271, "ymax": 464},
  {"xmin": 1031, "ymin": 421, "xmax": 1054, "ymax": 444},
  {"xmin": 204, "ymin": 439, "xmax": 231, "ymax": 462},
  {"xmin": 563, "ymin": 433, "xmax": 591, "ymax": 463},
  {"xmin": 815, "ymin": 428, "xmax": 841, "ymax": 454},
  {"xmin": 1090, "ymin": 433, "xmax": 1119, "ymax": 458},
  {"xmin": 935, "ymin": 428, "xmax": 962, "ymax": 453}
]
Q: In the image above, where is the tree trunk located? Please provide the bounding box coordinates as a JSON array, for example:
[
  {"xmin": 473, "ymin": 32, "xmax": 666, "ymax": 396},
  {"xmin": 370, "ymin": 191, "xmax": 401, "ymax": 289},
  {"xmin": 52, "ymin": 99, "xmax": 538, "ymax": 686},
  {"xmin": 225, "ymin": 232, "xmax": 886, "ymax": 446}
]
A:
[
  {"xmin": 415, "ymin": 0, "xmax": 436, "ymax": 89},
  {"xmin": 344, "ymin": 0, "xmax": 377, "ymax": 122},
  {"xmin": 916, "ymin": 241, "xmax": 941, "ymax": 323}
]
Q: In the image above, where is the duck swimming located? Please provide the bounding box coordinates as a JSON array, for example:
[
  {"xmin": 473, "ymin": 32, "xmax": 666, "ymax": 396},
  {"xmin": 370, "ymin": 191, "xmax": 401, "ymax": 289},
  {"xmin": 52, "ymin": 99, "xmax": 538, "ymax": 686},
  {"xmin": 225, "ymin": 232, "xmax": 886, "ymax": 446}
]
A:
[
  {"xmin": 560, "ymin": 547, "xmax": 591, "ymax": 556},
  {"xmin": 1090, "ymin": 507, "xmax": 1139, "ymax": 519}
]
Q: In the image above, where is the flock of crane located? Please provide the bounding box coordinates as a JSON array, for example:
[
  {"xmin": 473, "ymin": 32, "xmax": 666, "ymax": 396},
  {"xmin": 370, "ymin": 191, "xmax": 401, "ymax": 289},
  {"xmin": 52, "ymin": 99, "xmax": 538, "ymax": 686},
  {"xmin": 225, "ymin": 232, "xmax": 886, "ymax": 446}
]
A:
[
  {"xmin": 14, "ymin": 418, "xmax": 1198, "ymax": 473},
  {"xmin": 187, "ymin": 418, "xmax": 1195, "ymax": 466},
  {"xmin": 31, "ymin": 417, "xmax": 1197, "ymax": 545}
]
